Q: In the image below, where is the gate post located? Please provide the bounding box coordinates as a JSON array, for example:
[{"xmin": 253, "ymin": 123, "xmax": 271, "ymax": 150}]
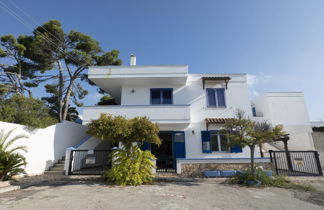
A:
[
  {"xmin": 314, "ymin": 151, "xmax": 323, "ymax": 176},
  {"xmin": 64, "ymin": 147, "xmax": 74, "ymax": 176},
  {"xmin": 273, "ymin": 151, "xmax": 279, "ymax": 175},
  {"xmin": 269, "ymin": 150, "xmax": 273, "ymax": 162}
]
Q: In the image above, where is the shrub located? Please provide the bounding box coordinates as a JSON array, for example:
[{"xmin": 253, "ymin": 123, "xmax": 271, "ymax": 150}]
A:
[
  {"xmin": 229, "ymin": 168, "xmax": 315, "ymax": 191},
  {"xmin": 230, "ymin": 168, "xmax": 271, "ymax": 185},
  {"xmin": 0, "ymin": 129, "xmax": 27, "ymax": 180},
  {"xmin": 104, "ymin": 145, "xmax": 156, "ymax": 186},
  {"xmin": 87, "ymin": 114, "xmax": 161, "ymax": 149},
  {"xmin": 0, "ymin": 151, "xmax": 26, "ymax": 181},
  {"xmin": 87, "ymin": 114, "xmax": 161, "ymax": 186}
]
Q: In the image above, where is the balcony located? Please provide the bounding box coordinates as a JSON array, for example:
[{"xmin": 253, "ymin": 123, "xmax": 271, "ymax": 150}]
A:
[
  {"xmin": 82, "ymin": 104, "xmax": 191, "ymax": 127},
  {"xmin": 87, "ymin": 65, "xmax": 188, "ymax": 103}
]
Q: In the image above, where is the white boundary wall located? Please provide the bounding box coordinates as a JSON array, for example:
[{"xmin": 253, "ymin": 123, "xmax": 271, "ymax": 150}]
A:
[
  {"xmin": 0, "ymin": 121, "xmax": 89, "ymax": 175},
  {"xmin": 253, "ymin": 92, "xmax": 314, "ymax": 150}
]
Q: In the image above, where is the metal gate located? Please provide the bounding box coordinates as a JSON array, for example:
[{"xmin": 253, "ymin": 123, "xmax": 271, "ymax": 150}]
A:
[
  {"xmin": 68, "ymin": 150, "xmax": 111, "ymax": 175},
  {"xmin": 269, "ymin": 150, "xmax": 323, "ymax": 176}
]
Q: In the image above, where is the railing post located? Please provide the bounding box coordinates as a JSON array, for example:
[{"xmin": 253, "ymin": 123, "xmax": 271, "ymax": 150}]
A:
[
  {"xmin": 314, "ymin": 151, "xmax": 323, "ymax": 176},
  {"xmin": 273, "ymin": 151, "xmax": 279, "ymax": 175},
  {"xmin": 269, "ymin": 150, "xmax": 273, "ymax": 162}
]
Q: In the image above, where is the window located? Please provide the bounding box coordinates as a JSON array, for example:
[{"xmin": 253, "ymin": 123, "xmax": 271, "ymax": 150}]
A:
[
  {"xmin": 252, "ymin": 107, "xmax": 257, "ymax": 117},
  {"xmin": 201, "ymin": 130, "xmax": 242, "ymax": 153},
  {"xmin": 210, "ymin": 131, "xmax": 229, "ymax": 152},
  {"xmin": 206, "ymin": 88, "xmax": 226, "ymax": 107},
  {"xmin": 150, "ymin": 88, "xmax": 173, "ymax": 104}
]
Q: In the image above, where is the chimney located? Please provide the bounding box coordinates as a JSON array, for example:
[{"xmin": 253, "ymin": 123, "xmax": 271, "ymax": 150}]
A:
[{"xmin": 130, "ymin": 54, "xmax": 136, "ymax": 66}]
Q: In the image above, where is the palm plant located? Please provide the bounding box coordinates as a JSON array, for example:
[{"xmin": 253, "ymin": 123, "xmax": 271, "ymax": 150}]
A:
[
  {"xmin": 0, "ymin": 129, "xmax": 27, "ymax": 180},
  {"xmin": 0, "ymin": 151, "xmax": 26, "ymax": 181}
]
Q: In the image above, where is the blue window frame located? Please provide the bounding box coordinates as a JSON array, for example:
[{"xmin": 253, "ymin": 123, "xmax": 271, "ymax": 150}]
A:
[
  {"xmin": 206, "ymin": 88, "xmax": 226, "ymax": 108},
  {"xmin": 150, "ymin": 88, "xmax": 173, "ymax": 104}
]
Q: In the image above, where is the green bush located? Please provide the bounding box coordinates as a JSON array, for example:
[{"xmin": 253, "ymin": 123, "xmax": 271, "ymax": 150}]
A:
[
  {"xmin": 229, "ymin": 168, "xmax": 315, "ymax": 191},
  {"xmin": 0, "ymin": 151, "xmax": 26, "ymax": 181},
  {"xmin": 104, "ymin": 145, "xmax": 156, "ymax": 186},
  {"xmin": 87, "ymin": 114, "xmax": 161, "ymax": 149},
  {"xmin": 230, "ymin": 168, "xmax": 271, "ymax": 185},
  {"xmin": 0, "ymin": 129, "xmax": 27, "ymax": 181},
  {"xmin": 0, "ymin": 95, "xmax": 57, "ymax": 129}
]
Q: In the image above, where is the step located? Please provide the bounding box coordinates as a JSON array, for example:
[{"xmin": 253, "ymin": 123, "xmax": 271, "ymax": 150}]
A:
[
  {"xmin": 0, "ymin": 185, "xmax": 20, "ymax": 194},
  {"xmin": 49, "ymin": 167, "xmax": 64, "ymax": 171},
  {"xmin": 58, "ymin": 160, "xmax": 65, "ymax": 164},
  {"xmin": 0, "ymin": 181, "xmax": 10, "ymax": 188},
  {"xmin": 55, "ymin": 163, "xmax": 65, "ymax": 167},
  {"xmin": 44, "ymin": 171, "xmax": 65, "ymax": 175}
]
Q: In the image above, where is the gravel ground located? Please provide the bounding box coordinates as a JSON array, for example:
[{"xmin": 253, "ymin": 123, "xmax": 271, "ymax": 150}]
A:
[{"xmin": 0, "ymin": 176, "xmax": 323, "ymax": 210}]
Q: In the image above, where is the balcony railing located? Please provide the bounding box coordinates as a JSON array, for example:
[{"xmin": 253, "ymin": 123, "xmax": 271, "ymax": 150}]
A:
[{"xmin": 83, "ymin": 104, "xmax": 191, "ymax": 125}]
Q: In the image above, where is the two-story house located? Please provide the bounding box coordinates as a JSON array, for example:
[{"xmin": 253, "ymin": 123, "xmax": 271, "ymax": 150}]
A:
[{"xmin": 80, "ymin": 55, "xmax": 314, "ymax": 175}]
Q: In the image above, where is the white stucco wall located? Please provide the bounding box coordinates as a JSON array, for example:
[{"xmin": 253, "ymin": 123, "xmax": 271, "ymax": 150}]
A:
[
  {"xmin": 83, "ymin": 73, "xmax": 258, "ymax": 159},
  {"xmin": 174, "ymin": 74, "xmax": 255, "ymax": 159},
  {"xmin": 253, "ymin": 92, "xmax": 314, "ymax": 150},
  {"xmin": 0, "ymin": 121, "xmax": 89, "ymax": 175}
]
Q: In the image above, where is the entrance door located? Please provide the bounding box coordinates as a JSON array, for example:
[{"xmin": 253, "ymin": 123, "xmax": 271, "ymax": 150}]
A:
[
  {"xmin": 150, "ymin": 131, "xmax": 186, "ymax": 172},
  {"xmin": 151, "ymin": 132, "xmax": 174, "ymax": 172}
]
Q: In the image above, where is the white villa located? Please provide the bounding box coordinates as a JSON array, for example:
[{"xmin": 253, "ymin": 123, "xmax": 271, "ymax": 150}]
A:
[
  {"xmin": 0, "ymin": 55, "xmax": 315, "ymax": 176},
  {"xmin": 79, "ymin": 55, "xmax": 315, "ymax": 174}
]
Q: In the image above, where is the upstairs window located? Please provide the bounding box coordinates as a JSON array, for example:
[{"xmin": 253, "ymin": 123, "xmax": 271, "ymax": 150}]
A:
[
  {"xmin": 206, "ymin": 88, "xmax": 226, "ymax": 108},
  {"xmin": 150, "ymin": 88, "xmax": 173, "ymax": 104}
]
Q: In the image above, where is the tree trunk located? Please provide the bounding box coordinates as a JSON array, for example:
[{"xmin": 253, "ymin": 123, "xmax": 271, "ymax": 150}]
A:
[
  {"xmin": 283, "ymin": 140, "xmax": 293, "ymax": 170},
  {"xmin": 250, "ymin": 145, "xmax": 255, "ymax": 177},
  {"xmin": 57, "ymin": 61, "xmax": 64, "ymax": 122},
  {"xmin": 61, "ymin": 78, "xmax": 75, "ymax": 121},
  {"xmin": 259, "ymin": 144, "xmax": 264, "ymax": 157}
]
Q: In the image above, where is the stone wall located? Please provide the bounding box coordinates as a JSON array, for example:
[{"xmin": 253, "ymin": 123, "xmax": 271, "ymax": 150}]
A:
[{"xmin": 181, "ymin": 162, "xmax": 273, "ymax": 177}]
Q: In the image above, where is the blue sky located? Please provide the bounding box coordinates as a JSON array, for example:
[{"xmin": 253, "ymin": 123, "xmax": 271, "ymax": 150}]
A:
[{"xmin": 0, "ymin": 0, "xmax": 323, "ymax": 121}]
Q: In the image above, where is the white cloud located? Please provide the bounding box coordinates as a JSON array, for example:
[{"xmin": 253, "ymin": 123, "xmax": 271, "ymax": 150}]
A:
[
  {"xmin": 247, "ymin": 73, "xmax": 272, "ymax": 98},
  {"xmin": 247, "ymin": 73, "xmax": 272, "ymax": 87}
]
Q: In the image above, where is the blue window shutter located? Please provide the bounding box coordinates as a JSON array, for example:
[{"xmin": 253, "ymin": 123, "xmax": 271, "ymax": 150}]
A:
[
  {"xmin": 206, "ymin": 89, "xmax": 216, "ymax": 107},
  {"xmin": 201, "ymin": 131, "xmax": 211, "ymax": 153},
  {"xmin": 141, "ymin": 142, "xmax": 151, "ymax": 151},
  {"xmin": 173, "ymin": 132, "xmax": 186, "ymax": 159},
  {"xmin": 216, "ymin": 88, "xmax": 226, "ymax": 107},
  {"xmin": 230, "ymin": 145, "xmax": 243, "ymax": 153},
  {"xmin": 252, "ymin": 107, "xmax": 256, "ymax": 117}
]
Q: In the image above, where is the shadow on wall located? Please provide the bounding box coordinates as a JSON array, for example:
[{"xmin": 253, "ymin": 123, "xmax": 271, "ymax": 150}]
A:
[{"xmin": 52, "ymin": 121, "xmax": 89, "ymax": 166}]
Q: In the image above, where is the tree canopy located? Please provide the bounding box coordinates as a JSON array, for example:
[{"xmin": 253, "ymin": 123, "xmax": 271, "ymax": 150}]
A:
[
  {"xmin": 22, "ymin": 20, "xmax": 122, "ymax": 121},
  {"xmin": 86, "ymin": 114, "xmax": 161, "ymax": 149},
  {"xmin": 0, "ymin": 34, "xmax": 45, "ymax": 97},
  {"xmin": 223, "ymin": 110, "xmax": 286, "ymax": 176},
  {"xmin": 0, "ymin": 20, "xmax": 122, "ymax": 122},
  {"xmin": 0, "ymin": 95, "xmax": 57, "ymax": 129}
]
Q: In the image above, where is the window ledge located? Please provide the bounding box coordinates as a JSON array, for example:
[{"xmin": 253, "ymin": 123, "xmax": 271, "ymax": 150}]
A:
[{"xmin": 205, "ymin": 107, "xmax": 227, "ymax": 109}]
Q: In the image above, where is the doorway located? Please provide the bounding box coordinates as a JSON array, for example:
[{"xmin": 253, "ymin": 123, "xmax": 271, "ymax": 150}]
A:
[{"xmin": 151, "ymin": 132, "xmax": 174, "ymax": 172}]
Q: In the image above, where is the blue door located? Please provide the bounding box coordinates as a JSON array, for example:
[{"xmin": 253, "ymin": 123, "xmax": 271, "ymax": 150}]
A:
[{"xmin": 173, "ymin": 131, "xmax": 186, "ymax": 160}]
